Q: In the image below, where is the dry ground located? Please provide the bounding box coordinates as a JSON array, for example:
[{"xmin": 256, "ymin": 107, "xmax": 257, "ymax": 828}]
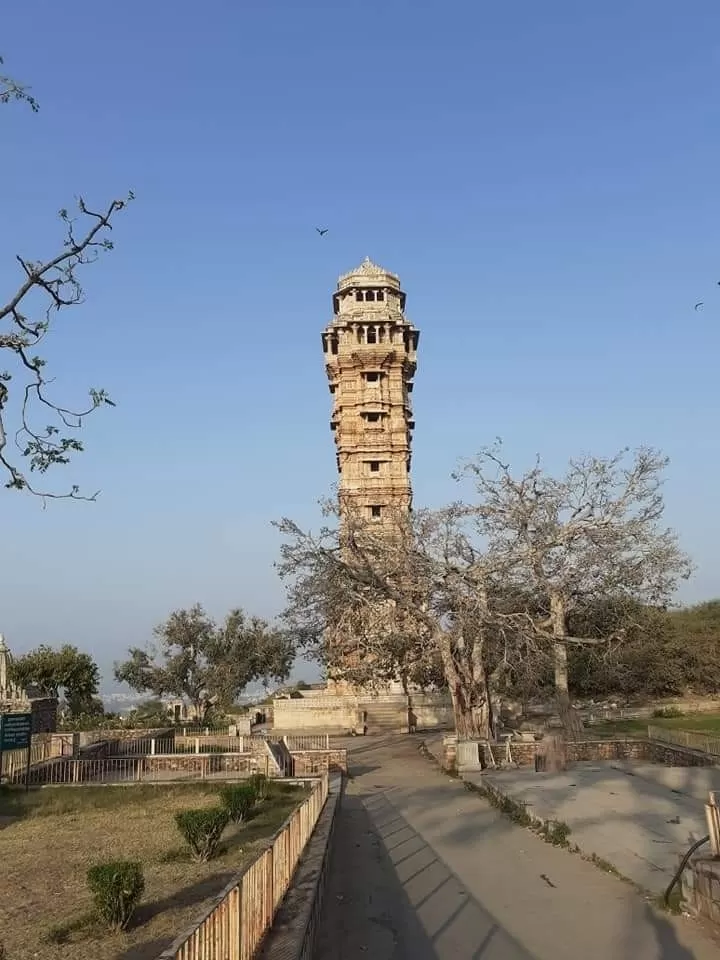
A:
[{"xmin": 0, "ymin": 781, "xmax": 305, "ymax": 960}]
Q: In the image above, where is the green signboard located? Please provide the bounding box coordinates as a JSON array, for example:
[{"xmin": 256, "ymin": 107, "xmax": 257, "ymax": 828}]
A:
[{"xmin": 0, "ymin": 712, "xmax": 32, "ymax": 751}]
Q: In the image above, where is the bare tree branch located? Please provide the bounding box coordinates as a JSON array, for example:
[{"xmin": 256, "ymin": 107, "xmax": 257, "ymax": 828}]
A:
[
  {"xmin": 1, "ymin": 54, "xmax": 133, "ymax": 500},
  {"xmin": 454, "ymin": 442, "xmax": 694, "ymax": 735}
]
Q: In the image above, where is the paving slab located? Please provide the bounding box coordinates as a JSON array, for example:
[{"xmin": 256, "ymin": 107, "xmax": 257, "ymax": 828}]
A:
[{"xmin": 465, "ymin": 762, "xmax": 709, "ymax": 894}]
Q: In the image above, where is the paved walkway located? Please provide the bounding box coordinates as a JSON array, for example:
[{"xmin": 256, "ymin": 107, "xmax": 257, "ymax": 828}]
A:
[
  {"xmin": 314, "ymin": 736, "xmax": 719, "ymax": 960},
  {"xmin": 466, "ymin": 762, "xmax": 709, "ymax": 894}
]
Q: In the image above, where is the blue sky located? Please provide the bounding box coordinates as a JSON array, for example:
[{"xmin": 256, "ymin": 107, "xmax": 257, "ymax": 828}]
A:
[{"xmin": 2, "ymin": 1, "xmax": 719, "ymax": 689}]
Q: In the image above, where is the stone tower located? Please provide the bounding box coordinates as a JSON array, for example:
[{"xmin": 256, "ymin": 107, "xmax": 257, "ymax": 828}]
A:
[{"xmin": 322, "ymin": 257, "xmax": 419, "ymax": 526}]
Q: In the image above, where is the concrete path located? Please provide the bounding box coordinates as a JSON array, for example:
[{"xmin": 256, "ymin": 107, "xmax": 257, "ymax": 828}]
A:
[
  {"xmin": 314, "ymin": 736, "xmax": 719, "ymax": 960},
  {"xmin": 464, "ymin": 762, "xmax": 709, "ymax": 894}
]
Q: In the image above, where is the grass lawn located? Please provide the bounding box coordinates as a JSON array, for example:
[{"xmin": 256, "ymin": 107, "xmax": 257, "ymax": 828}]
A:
[
  {"xmin": 0, "ymin": 780, "xmax": 307, "ymax": 960},
  {"xmin": 588, "ymin": 712, "xmax": 720, "ymax": 738}
]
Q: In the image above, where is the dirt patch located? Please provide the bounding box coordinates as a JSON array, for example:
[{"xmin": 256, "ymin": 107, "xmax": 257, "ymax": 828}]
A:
[{"xmin": 0, "ymin": 782, "xmax": 305, "ymax": 960}]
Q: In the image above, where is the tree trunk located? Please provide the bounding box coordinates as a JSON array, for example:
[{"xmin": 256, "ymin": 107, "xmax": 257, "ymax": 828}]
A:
[
  {"xmin": 550, "ymin": 594, "xmax": 584, "ymax": 740},
  {"xmin": 437, "ymin": 631, "xmax": 491, "ymax": 740}
]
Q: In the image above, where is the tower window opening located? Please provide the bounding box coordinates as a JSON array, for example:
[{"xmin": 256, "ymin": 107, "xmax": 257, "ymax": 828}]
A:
[
  {"xmin": 330, "ymin": 336, "xmax": 338, "ymax": 355},
  {"xmin": 378, "ymin": 326, "xmax": 386, "ymax": 343},
  {"xmin": 367, "ymin": 326, "xmax": 377, "ymax": 344},
  {"xmin": 329, "ymin": 384, "xmax": 336, "ymax": 394},
  {"xmin": 365, "ymin": 290, "xmax": 375, "ymax": 302},
  {"xmin": 363, "ymin": 412, "xmax": 381, "ymax": 423},
  {"xmin": 355, "ymin": 290, "xmax": 363, "ymax": 301},
  {"xmin": 370, "ymin": 504, "xmax": 382, "ymax": 519},
  {"xmin": 369, "ymin": 460, "xmax": 380, "ymax": 472},
  {"xmin": 377, "ymin": 290, "xmax": 385, "ymax": 301},
  {"xmin": 364, "ymin": 371, "xmax": 381, "ymax": 382},
  {"xmin": 356, "ymin": 327, "xmax": 362, "ymax": 343}
]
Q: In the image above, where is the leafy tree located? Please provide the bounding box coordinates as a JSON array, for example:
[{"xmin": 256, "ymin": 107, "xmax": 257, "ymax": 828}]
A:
[
  {"xmin": 1, "ymin": 54, "xmax": 132, "ymax": 500},
  {"xmin": 565, "ymin": 600, "xmax": 720, "ymax": 700},
  {"xmin": 114, "ymin": 604, "xmax": 293, "ymax": 722},
  {"xmin": 131, "ymin": 698, "xmax": 168, "ymax": 723},
  {"xmin": 9, "ymin": 643, "xmax": 100, "ymax": 715}
]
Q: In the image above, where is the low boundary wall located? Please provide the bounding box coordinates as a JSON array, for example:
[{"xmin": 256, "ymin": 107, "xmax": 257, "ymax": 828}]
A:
[
  {"xmin": 441, "ymin": 735, "xmax": 719, "ymax": 773},
  {"xmin": 682, "ymin": 856, "xmax": 720, "ymax": 928},
  {"xmin": 9, "ymin": 746, "xmax": 348, "ymax": 786}
]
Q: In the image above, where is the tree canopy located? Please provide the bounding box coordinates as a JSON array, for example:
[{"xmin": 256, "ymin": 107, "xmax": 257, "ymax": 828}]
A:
[
  {"xmin": 9, "ymin": 643, "xmax": 100, "ymax": 715},
  {"xmin": 114, "ymin": 604, "xmax": 294, "ymax": 722}
]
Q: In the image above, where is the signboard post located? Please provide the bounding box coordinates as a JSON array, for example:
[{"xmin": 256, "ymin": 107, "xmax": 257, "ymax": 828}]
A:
[{"xmin": 0, "ymin": 712, "xmax": 33, "ymax": 790}]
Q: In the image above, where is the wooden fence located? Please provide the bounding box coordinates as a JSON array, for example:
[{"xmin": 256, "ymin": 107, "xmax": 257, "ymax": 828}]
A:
[
  {"xmin": 648, "ymin": 725, "xmax": 720, "ymax": 758},
  {"xmin": 159, "ymin": 773, "xmax": 330, "ymax": 960}
]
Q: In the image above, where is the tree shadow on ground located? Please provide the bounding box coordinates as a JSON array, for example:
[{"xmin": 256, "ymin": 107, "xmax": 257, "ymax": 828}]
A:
[
  {"xmin": 114, "ymin": 937, "xmax": 173, "ymax": 960},
  {"xmin": 643, "ymin": 904, "xmax": 706, "ymax": 959},
  {"xmin": 131, "ymin": 871, "xmax": 235, "ymax": 927},
  {"xmin": 347, "ymin": 762, "xmax": 380, "ymax": 777},
  {"xmin": 315, "ymin": 789, "xmax": 537, "ymax": 959}
]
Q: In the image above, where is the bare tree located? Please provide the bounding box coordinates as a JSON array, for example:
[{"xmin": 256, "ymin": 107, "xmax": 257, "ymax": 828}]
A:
[
  {"xmin": 1, "ymin": 55, "xmax": 132, "ymax": 499},
  {"xmin": 457, "ymin": 444, "xmax": 694, "ymax": 737},
  {"xmin": 275, "ymin": 501, "xmax": 520, "ymax": 739}
]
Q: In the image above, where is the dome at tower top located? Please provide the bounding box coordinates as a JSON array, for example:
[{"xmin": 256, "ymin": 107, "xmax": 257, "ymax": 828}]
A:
[{"xmin": 336, "ymin": 256, "xmax": 401, "ymax": 291}]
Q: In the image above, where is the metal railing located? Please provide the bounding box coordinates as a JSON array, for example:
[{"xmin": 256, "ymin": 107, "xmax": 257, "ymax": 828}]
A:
[
  {"xmin": 107, "ymin": 735, "xmax": 252, "ymax": 756},
  {"xmin": 647, "ymin": 725, "xmax": 720, "ymax": 758},
  {"xmin": 158, "ymin": 773, "xmax": 329, "ymax": 960},
  {"xmin": 2, "ymin": 739, "xmax": 52, "ymax": 780},
  {"xmin": 283, "ymin": 734, "xmax": 331, "ymax": 752},
  {"xmin": 14, "ymin": 754, "xmax": 270, "ymax": 786}
]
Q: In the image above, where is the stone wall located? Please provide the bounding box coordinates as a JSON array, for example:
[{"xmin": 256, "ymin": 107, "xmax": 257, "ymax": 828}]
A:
[
  {"xmin": 442, "ymin": 736, "xmax": 718, "ymax": 772},
  {"xmin": 142, "ymin": 754, "xmax": 258, "ymax": 776},
  {"xmin": 273, "ymin": 691, "xmax": 453, "ymax": 734},
  {"xmin": 273, "ymin": 696, "xmax": 360, "ymax": 732},
  {"xmin": 682, "ymin": 856, "xmax": 720, "ymax": 926},
  {"xmin": 291, "ymin": 750, "xmax": 348, "ymax": 776},
  {"xmin": 30, "ymin": 697, "xmax": 58, "ymax": 733},
  {"xmin": 411, "ymin": 693, "xmax": 454, "ymax": 730}
]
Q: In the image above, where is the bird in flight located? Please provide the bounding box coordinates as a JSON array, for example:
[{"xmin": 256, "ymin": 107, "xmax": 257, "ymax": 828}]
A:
[
  {"xmin": 694, "ymin": 302, "xmax": 704, "ymax": 311},
  {"xmin": 316, "ymin": 227, "xmax": 328, "ymax": 236}
]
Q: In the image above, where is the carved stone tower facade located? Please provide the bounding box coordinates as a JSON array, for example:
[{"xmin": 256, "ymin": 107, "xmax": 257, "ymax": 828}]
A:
[
  {"xmin": 321, "ymin": 258, "xmax": 419, "ymax": 689},
  {"xmin": 322, "ymin": 257, "xmax": 419, "ymax": 526}
]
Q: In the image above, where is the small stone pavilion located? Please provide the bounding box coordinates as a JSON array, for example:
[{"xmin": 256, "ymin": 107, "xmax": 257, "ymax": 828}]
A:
[{"xmin": 0, "ymin": 634, "xmax": 58, "ymax": 734}]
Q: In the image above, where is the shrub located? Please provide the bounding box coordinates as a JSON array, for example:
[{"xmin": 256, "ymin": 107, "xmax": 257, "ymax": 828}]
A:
[
  {"xmin": 219, "ymin": 784, "xmax": 256, "ymax": 823},
  {"xmin": 249, "ymin": 773, "xmax": 270, "ymax": 802},
  {"xmin": 86, "ymin": 860, "xmax": 145, "ymax": 931},
  {"xmin": 652, "ymin": 706, "xmax": 684, "ymax": 719},
  {"xmin": 175, "ymin": 807, "xmax": 229, "ymax": 861}
]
